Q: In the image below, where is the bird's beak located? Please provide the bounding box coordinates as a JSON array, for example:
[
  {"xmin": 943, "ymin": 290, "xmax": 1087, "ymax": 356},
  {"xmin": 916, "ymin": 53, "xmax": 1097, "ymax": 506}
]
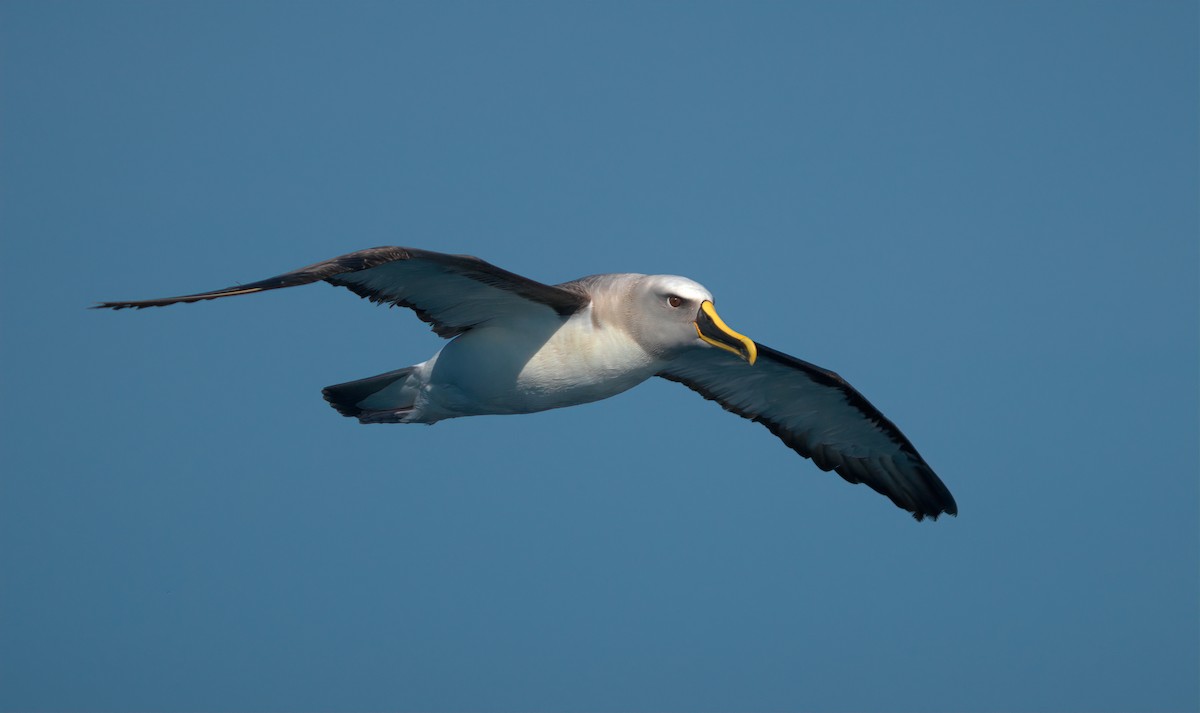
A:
[{"xmin": 694, "ymin": 300, "xmax": 757, "ymax": 365}]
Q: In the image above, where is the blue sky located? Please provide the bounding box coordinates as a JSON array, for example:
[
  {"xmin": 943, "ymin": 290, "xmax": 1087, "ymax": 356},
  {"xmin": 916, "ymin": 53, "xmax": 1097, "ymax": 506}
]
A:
[{"xmin": 1, "ymin": 2, "xmax": 1196, "ymax": 711}]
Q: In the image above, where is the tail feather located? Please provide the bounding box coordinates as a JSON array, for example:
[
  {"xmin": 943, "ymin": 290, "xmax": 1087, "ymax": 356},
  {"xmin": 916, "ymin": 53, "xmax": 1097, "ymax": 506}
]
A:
[
  {"xmin": 355, "ymin": 408, "xmax": 417, "ymax": 424},
  {"xmin": 322, "ymin": 367, "xmax": 417, "ymax": 422}
]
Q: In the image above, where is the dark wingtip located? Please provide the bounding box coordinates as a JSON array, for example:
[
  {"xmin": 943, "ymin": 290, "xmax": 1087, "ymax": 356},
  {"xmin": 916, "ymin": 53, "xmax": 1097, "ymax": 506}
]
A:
[
  {"xmin": 910, "ymin": 495, "xmax": 958, "ymax": 522},
  {"xmin": 912, "ymin": 507, "xmax": 958, "ymax": 522},
  {"xmin": 93, "ymin": 301, "xmax": 160, "ymax": 310},
  {"xmin": 91, "ymin": 298, "xmax": 198, "ymax": 310}
]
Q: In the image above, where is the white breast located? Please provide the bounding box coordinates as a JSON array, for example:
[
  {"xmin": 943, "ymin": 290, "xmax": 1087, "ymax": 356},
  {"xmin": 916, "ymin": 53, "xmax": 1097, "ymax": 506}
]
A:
[{"xmin": 420, "ymin": 305, "xmax": 660, "ymax": 418}]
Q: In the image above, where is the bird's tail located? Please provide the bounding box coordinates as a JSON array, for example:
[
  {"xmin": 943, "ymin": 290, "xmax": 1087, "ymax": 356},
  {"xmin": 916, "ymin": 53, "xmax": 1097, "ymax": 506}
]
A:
[{"xmin": 322, "ymin": 367, "xmax": 419, "ymax": 424}]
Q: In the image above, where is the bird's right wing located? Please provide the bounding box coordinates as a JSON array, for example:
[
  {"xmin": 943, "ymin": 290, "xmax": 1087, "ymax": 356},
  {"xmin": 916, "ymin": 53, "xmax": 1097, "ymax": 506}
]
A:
[
  {"xmin": 94, "ymin": 246, "xmax": 591, "ymax": 337},
  {"xmin": 659, "ymin": 343, "xmax": 957, "ymax": 520}
]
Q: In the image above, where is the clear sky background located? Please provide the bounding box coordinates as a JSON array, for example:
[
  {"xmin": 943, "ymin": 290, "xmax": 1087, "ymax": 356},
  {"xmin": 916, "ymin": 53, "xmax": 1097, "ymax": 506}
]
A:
[{"xmin": 1, "ymin": 2, "xmax": 1196, "ymax": 712}]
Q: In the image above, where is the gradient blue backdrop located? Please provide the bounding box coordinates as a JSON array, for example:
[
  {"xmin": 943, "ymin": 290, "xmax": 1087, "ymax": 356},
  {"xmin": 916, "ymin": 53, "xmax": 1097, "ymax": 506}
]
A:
[{"xmin": 2, "ymin": 2, "xmax": 1197, "ymax": 711}]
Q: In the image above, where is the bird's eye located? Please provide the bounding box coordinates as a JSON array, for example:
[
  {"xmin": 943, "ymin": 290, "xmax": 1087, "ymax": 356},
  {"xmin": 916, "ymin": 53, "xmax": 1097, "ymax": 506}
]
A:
[{"xmin": 667, "ymin": 295, "xmax": 684, "ymax": 308}]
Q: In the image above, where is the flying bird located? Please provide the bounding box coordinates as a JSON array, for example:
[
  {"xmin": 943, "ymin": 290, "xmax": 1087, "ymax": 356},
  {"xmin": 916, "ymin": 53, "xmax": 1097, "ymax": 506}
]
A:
[{"xmin": 96, "ymin": 246, "xmax": 956, "ymax": 521}]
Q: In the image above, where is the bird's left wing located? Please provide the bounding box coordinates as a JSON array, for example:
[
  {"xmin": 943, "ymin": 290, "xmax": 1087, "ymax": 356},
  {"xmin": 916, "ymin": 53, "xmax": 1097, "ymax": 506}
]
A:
[
  {"xmin": 658, "ymin": 344, "xmax": 957, "ymax": 520},
  {"xmin": 94, "ymin": 246, "xmax": 590, "ymax": 337}
]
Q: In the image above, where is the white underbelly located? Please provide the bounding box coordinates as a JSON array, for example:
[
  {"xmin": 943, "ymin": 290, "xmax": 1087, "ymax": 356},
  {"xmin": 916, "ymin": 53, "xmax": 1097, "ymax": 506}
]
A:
[{"xmin": 423, "ymin": 313, "xmax": 657, "ymax": 417}]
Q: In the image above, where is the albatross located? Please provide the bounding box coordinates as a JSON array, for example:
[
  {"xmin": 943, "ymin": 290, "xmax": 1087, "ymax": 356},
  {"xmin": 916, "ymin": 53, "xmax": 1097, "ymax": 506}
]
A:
[{"xmin": 96, "ymin": 246, "xmax": 957, "ymax": 521}]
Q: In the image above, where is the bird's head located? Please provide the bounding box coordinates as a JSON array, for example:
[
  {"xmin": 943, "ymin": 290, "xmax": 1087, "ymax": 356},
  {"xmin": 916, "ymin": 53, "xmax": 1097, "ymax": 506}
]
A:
[{"xmin": 628, "ymin": 275, "xmax": 757, "ymax": 364}]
